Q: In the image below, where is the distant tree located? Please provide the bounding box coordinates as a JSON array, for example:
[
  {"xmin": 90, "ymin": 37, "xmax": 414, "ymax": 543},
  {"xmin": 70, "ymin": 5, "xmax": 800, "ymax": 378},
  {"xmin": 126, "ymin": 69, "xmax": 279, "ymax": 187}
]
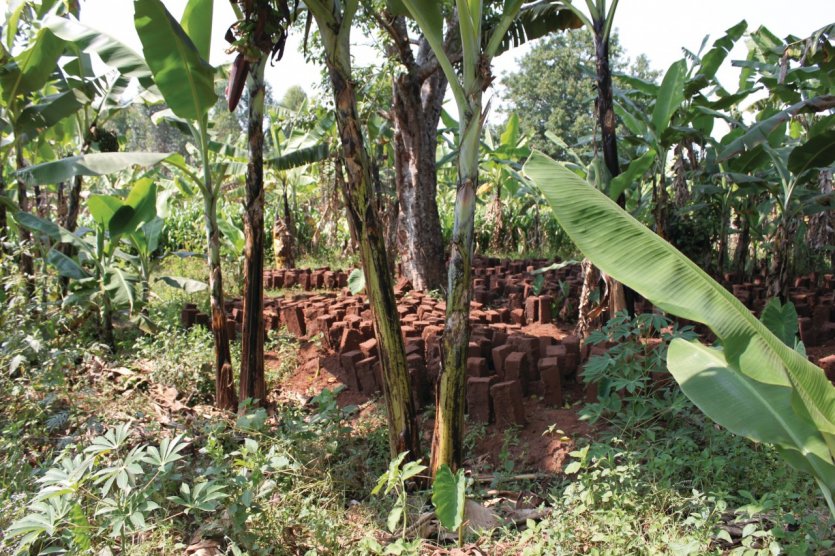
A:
[
  {"xmin": 501, "ymin": 28, "xmax": 658, "ymax": 160},
  {"xmin": 280, "ymin": 85, "xmax": 307, "ymax": 111}
]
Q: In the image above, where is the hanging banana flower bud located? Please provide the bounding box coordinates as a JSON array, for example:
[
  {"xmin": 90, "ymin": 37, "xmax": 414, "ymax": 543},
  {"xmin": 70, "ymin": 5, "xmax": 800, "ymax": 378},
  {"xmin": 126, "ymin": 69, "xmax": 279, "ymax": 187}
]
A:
[{"xmin": 226, "ymin": 53, "xmax": 249, "ymax": 112}]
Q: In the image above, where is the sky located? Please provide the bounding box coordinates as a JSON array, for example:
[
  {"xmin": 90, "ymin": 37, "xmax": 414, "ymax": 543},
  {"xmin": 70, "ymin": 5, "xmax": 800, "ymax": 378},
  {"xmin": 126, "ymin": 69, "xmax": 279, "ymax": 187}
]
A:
[{"xmin": 77, "ymin": 0, "xmax": 834, "ymax": 110}]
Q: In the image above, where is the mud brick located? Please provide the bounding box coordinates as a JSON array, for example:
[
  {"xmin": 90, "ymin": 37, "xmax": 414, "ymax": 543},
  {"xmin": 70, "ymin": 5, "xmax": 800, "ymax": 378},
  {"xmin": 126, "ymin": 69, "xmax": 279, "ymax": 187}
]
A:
[
  {"xmin": 343, "ymin": 314, "xmax": 362, "ymax": 329},
  {"xmin": 503, "ymin": 352, "xmax": 529, "ymax": 389},
  {"xmin": 470, "ymin": 309, "xmax": 488, "ymax": 324},
  {"xmin": 536, "ymin": 336, "xmax": 552, "ymax": 357},
  {"xmin": 402, "ymin": 314, "xmax": 419, "ymax": 326},
  {"xmin": 813, "ymin": 304, "xmax": 831, "ymax": 330},
  {"xmin": 327, "ymin": 322, "xmax": 346, "ymax": 350},
  {"xmin": 284, "ymin": 270, "xmax": 298, "ymax": 288},
  {"xmin": 264, "ymin": 311, "xmax": 280, "ymax": 331},
  {"xmin": 359, "ymin": 321, "xmax": 373, "ymax": 338},
  {"xmin": 562, "ymin": 335, "xmax": 581, "ymax": 356},
  {"xmin": 422, "ymin": 325, "xmax": 444, "ymax": 344},
  {"xmin": 539, "ymin": 360, "xmax": 562, "ymax": 406},
  {"xmin": 474, "ymin": 288, "xmax": 491, "ymax": 305},
  {"xmin": 299, "ymin": 272, "xmax": 312, "ymax": 291},
  {"xmin": 538, "ymin": 295, "xmax": 553, "ymax": 324},
  {"xmin": 407, "ymin": 354, "xmax": 428, "ymax": 407},
  {"xmin": 346, "ymin": 304, "xmax": 363, "ymax": 317},
  {"xmin": 401, "ymin": 325, "xmax": 418, "ymax": 339},
  {"xmin": 315, "ymin": 314, "xmax": 336, "ymax": 337},
  {"xmin": 466, "ymin": 357, "xmax": 489, "ymax": 377},
  {"xmin": 516, "ymin": 337, "xmax": 540, "ymax": 374},
  {"xmin": 181, "ymin": 304, "xmax": 198, "ymax": 328},
  {"xmin": 524, "ymin": 296, "xmax": 540, "ymax": 323},
  {"xmin": 820, "ymin": 355, "xmax": 835, "ymax": 382},
  {"xmin": 359, "ymin": 338, "xmax": 378, "ymax": 359},
  {"xmin": 339, "ymin": 350, "xmax": 364, "ymax": 390},
  {"xmin": 337, "ymin": 271, "xmax": 348, "ymax": 288},
  {"xmin": 467, "ymin": 376, "xmax": 495, "ymax": 424},
  {"xmin": 320, "ymin": 271, "xmax": 334, "ymax": 289},
  {"xmin": 282, "ymin": 305, "xmax": 306, "ymax": 337},
  {"xmin": 491, "ymin": 328, "xmax": 508, "ymax": 347},
  {"xmin": 194, "ymin": 312, "xmax": 210, "ymax": 328},
  {"xmin": 491, "ymin": 344, "xmax": 515, "ymax": 377},
  {"xmin": 508, "ymin": 292, "xmax": 523, "ymax": 311},
  {"xmin": 490, "ymin": 380, "xmax": 526, "ymax": 427},
  {"xmin": 356, "ymin": 356, "xmax": 379, "ymax": 393},
  {"xmin": 339, "ymin": 327, "xmax": 363, "ymax": 354},
  {"xmin": 405, "ymin": 338, "xmax": 425, "ymax": 356},
  {"xmin": 510, "ymin": 308, "xmax": 526, "ymax": 326},
  {"xmin": 798, "ymin": 317, "xmax": 818, "ymax": 347},
  {"xmin": 546, "ymin": 344, "xmax": 566, "ymax": 358},
  {"xmin": 824, "ymin": 322, "xmax": 835, "ymax": 342}
]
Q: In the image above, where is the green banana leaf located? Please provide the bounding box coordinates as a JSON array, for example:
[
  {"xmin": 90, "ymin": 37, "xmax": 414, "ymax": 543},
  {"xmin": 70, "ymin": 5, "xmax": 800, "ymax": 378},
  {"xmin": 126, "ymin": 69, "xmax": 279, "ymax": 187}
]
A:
[
  {"xmin": 15, "ymin": 89, "xmax": 89, "ymax": 144},
  {"xmin": 43, "ymin": 15, "xmax": 155, "ymax": 90},
  {"xmin": 523, "ymin": 150, "xmax": 835, "ymax": 455},
  {"xmin": 180, "ymin": 0, "xmax": 214, "ymax": 61},
  {"xmin": 16, "ymin": 152, "xmax": 170, "ymax": 185},
  {"xmin": 667, "ymin": 339, "xmax": 835, "ymax": 504},
  {"xmin": 0, "ymin": 27, "xmax": 64, "ymax": 103},
  {"xmin": 651, "ymin": 60, "xmax": 686, "ymax": 136},
  {"xmin": 134, "ymin": 0, "xmax": 215, "ymax": 122}
]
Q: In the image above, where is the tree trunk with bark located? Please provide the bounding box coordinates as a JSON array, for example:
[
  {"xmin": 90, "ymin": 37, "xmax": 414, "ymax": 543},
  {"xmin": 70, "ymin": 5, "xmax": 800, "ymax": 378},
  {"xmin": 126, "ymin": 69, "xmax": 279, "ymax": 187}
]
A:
[
  {"xmin": 382, "ymin": 15, "xmax": 446, "ymax": 292},
  {"xmin": 240, "ymin": 55, "xmax": 268, "ymax": 405},
  {"xmin": 308, "ymin": 1, "xmax": 420, "ymax": 460}
]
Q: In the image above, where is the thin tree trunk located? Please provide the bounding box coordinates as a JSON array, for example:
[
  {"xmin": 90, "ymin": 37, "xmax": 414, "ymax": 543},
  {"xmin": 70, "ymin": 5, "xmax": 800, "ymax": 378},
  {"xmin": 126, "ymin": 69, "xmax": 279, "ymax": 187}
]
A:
[
  {"xmin": 15, "ymin": 144, "xmax": 34, "ymax": 294},
  {"xmin": 432, "ymin": 92, "xmax": 481, "ymax": 474},
  {"xmin": 240, "ymin": 55, "xmax": 268, "ymax": 405},
  {"xmin": 309, "ymin": 2, "xmax": 420, "ymax": 460}
]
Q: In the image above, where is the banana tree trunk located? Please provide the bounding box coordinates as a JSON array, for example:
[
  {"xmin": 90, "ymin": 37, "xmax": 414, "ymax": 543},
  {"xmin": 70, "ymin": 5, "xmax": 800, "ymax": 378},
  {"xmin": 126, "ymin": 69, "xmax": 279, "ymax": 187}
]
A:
[
  {"xmin": 203, "ymin": 188, "xmax": 238, "ymax": 411},
  {"xmin": 432, "ymin": 94, "xmax": 481, "ymax": 474},
  {"xmin": 489, "ymin": 187, "xmax": 503, "ymax": 253},
  {"xmin": 15, "ymin": 144, "xmax": 34, "ymax": 294},
  {"xmin": 240, "ymin": 56, "xmax": 268, "ymax": 405},
  {"xmin": 309, "ymin": 2, "xmax": 420, "ymax": 460},
  {"xmin": 0, "ymin": 178, "xmax": 7, "ymax": 246},
  {"xmin": 767, "ymin": 219, "xmax": 791, "ymax": 301},
  {"xmin": 273, "ymin": 181, "xmax": 295, "ymax": 269},
  {"xmin": 391, "ymin": 39, "xmax": 446, "ymax": 291},
  {"xmin": 63, "ymin": 133, "xmax": 93, "ymax": 232},
  {"xmin": 592, "ymin": 14, "xmax": 630, "ymax": 317},
  {"xmin": 733, "ymin": 213, "xmax": 750, "ymax": 280}
]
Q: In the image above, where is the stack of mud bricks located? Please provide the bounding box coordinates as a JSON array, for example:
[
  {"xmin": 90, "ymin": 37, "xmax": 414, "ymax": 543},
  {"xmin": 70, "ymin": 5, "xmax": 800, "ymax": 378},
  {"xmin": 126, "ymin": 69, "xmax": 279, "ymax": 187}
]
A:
[
  {"xmin": 727, "ymin": 274, "xmax": 835, "ymax": 349},
  {"xmin": 262, "ymin": 268, "xmax": 349, "ymax": 291},
  {"xmin": 465, "ymin": 328, "xmax": 583, "ymax": 427}
]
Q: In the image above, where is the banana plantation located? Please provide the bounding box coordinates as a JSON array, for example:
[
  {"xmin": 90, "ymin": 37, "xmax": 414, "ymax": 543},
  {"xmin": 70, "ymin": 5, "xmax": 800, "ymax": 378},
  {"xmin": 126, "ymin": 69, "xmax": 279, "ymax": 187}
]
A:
[{"xmin": 2, "ymin": 0, "xmax": 835, "ymax": 553}]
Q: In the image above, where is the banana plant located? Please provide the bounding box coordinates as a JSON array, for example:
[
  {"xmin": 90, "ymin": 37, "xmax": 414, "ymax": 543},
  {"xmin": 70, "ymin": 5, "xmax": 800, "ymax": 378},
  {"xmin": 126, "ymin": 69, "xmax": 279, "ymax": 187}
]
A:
[
  {"xmin": 525, "ymin": 150, "xmax": 835, "ymax": 518},
  {"xmin": 304, "ymin": 0, "xmax": 421, "ymax": 460},
  {"xmin": 399, "ymin": 0, "xmax": 579, "ymax": 473},
  {"xmin": 477, "ymin": 112, "xmax": 531, "ymax": 253},
  {"xmin": 15, "ymin": 178, "xmax": 159, "ymax": 347},
  {"xmin": 133, "ymin": 0, "xmax": 237, "ymax": 411}
]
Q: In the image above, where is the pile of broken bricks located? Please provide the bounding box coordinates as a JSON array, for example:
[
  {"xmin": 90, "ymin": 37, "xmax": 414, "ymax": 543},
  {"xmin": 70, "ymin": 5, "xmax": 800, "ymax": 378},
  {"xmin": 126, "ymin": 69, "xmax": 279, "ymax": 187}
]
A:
[{"xmin": 180, "ymin": 262, "xmax": 835, "ymax": 428}]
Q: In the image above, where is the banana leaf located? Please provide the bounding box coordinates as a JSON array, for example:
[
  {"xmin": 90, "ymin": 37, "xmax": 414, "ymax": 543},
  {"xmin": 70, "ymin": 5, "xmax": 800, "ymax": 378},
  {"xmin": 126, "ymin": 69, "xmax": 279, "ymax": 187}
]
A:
[{"xmin": 523, "ymin": 150, "xmax": 835, "ymax": 473}]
